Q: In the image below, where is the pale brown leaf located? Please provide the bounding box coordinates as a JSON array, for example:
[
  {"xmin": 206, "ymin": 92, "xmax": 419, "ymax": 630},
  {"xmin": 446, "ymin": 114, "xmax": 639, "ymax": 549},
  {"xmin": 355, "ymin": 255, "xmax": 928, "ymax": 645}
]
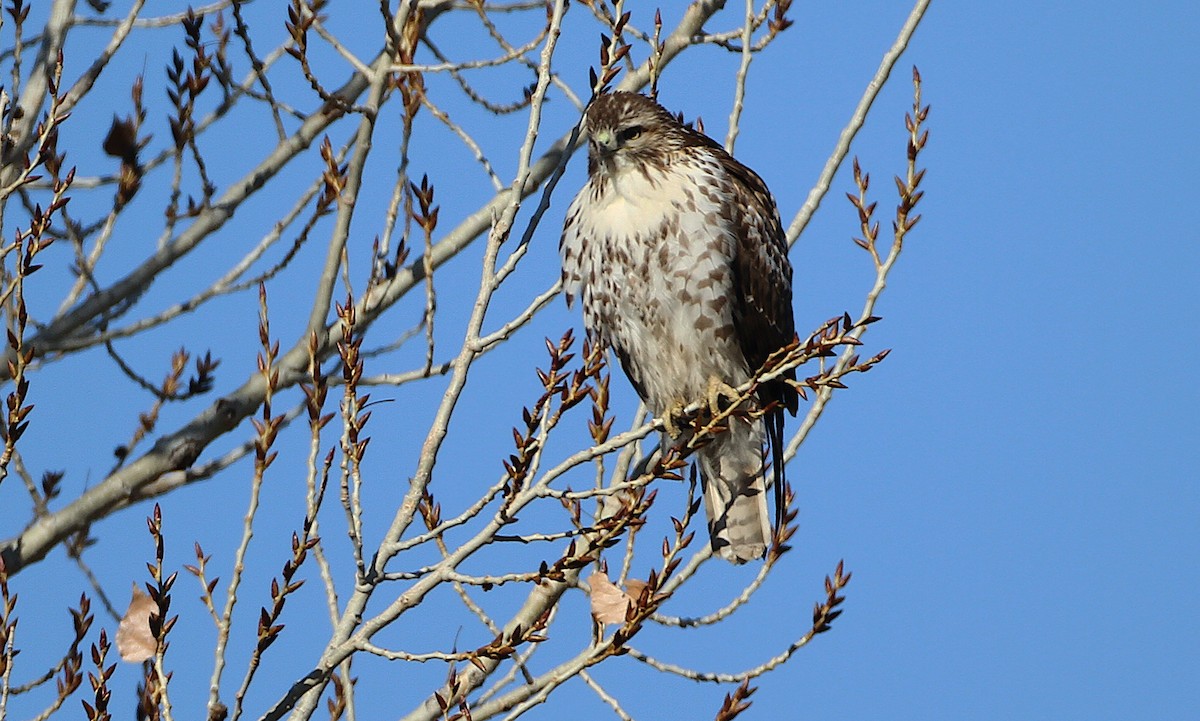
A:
[
  {"xmin": 116, "ymin": 584, "xmax": 156, "ymax": 662},
  {"xmin": 588, "ymin": 571, "xmax": 646, "ymax": 625},
  {"xmin": 624, "ymin": 578, "xmax": 648, "ymax": 600}
]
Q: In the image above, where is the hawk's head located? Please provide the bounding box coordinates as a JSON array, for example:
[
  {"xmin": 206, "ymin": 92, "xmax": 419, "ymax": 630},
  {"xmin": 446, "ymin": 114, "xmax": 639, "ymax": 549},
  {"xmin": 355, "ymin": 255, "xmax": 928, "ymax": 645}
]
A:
[{"xmin": 584, "ymin": 92, "xmax": 686, "ymax": 175}]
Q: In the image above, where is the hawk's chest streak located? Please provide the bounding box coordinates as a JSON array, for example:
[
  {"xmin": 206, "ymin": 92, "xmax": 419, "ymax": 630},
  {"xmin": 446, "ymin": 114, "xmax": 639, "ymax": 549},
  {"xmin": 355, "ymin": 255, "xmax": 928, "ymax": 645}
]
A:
[{"xmin": 570, "ymin": 162, "xmax": 748, "ymax": 406}]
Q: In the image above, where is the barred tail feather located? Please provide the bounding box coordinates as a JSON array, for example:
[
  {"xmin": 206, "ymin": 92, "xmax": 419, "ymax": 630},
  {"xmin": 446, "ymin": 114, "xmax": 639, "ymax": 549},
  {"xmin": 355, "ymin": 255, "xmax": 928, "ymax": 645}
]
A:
[{"xmin": 697, "ymin": 418, "xmax": 772, "ymax": 564}]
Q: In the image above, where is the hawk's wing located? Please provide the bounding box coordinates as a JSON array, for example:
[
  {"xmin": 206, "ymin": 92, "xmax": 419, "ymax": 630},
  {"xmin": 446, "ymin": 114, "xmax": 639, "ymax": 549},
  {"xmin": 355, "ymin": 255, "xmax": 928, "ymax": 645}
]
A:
[
  {"xmin": 681, "ymin": 132, "xmax": 798, "ymax": 534},
  {"xmin": 683, "ymin": 133, "xmax": 798, "ymax": 415}
]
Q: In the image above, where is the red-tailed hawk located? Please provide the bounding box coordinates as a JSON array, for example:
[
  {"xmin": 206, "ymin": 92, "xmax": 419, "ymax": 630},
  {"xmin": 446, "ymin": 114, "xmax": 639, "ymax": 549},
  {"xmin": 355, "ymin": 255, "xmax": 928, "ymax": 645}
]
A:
[{"xmin": 561, "ymin": 92, "xmax": 797, "ymax": 563}]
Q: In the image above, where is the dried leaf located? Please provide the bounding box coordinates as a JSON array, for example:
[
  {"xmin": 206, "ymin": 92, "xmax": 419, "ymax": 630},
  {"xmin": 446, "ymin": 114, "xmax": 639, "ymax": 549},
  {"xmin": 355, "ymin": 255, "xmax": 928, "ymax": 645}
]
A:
[
  {"xmin": 116, "ymin": 584, "xmax": 156, "ymax": 662},
  {"xmin": 588, "ymin": 571, "xmax": 646, "ymax": 625},
  {"xmin": 624, "ymin": 578, "xmax": 648, "ymax": 601},
  {"xmin": 588, "ymin": 572, "xmax": 627, "ymax": 624}
]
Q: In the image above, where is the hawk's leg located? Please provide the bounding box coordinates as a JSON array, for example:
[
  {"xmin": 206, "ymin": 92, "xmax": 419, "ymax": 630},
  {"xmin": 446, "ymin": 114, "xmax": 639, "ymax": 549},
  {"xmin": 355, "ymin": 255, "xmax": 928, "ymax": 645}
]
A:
[
  {"xmin": 661, "ymin": 399, "xmax": 687, "ymax": 439},
  {"xmin": 660, "ymin": 378, "xmax": 743, "ymax": 439},
  {"xmin": 706, "ymin": 376, "xmax": 742, "ymax": 418}
]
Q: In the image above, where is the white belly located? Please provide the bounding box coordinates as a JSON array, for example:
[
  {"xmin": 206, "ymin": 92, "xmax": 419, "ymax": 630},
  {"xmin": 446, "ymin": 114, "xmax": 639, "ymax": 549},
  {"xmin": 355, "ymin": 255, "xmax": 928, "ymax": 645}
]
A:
[{"xmin": 564, "ymin": 166, "xmax": 750, "ymax": 412}]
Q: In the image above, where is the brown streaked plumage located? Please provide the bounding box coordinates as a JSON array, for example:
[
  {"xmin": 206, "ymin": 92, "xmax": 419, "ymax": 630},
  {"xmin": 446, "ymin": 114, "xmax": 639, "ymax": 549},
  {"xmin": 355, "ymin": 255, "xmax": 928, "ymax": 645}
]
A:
[{"xmin": 561, "ymin": 92, "xmax": 797, "ymax": 563}]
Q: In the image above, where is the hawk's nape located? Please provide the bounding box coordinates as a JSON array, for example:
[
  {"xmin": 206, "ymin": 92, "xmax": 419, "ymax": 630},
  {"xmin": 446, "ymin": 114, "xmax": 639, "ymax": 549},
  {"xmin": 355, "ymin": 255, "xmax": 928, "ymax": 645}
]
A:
[{"xmin": 560, "ymin": 91, "xmax": 797, "ymax": 563}]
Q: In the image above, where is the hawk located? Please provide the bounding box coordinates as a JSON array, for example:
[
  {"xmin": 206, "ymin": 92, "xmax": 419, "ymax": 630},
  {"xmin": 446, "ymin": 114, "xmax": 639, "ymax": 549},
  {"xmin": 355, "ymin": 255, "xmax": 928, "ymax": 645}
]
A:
[{"xmin": 560, "ymin": 92, "xmax": 797, "ymax": 563}]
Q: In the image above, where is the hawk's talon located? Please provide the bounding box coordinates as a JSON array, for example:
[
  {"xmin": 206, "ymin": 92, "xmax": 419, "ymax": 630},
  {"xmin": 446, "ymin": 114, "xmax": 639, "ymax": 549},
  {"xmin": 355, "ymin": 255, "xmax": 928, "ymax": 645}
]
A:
[
  {"xmin": 706, "ymin": 376, "xmax": 741, "ymax": 417},
  {"xmin": 661, "ymin": 399, "xmax": 686, "ymax": 439}
]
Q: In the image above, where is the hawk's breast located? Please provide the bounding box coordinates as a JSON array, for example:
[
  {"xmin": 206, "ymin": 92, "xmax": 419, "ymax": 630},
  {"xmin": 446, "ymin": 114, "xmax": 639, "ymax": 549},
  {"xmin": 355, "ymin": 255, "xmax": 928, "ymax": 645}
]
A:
[{"xmin": 561, "ymin": 155, "xmax": 753, "ymax": 411}]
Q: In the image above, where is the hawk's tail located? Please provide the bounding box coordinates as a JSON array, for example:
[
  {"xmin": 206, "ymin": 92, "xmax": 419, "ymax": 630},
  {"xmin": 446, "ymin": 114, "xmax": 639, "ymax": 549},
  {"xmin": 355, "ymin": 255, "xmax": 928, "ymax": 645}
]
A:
[{"xmin": 696, "ymin": 417, "xmax": 772, "ymax": 564}]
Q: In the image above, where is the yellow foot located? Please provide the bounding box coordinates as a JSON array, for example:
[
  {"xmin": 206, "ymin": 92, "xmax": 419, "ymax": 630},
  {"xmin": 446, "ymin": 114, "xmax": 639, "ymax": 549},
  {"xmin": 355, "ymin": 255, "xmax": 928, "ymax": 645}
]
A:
[
  {"xmin": 661, "ymin": 399, "xmax": 686, "ymax": 439},
  {"xmin": 706, "ymin": 376, "xmax": 741, "ymax": 416}
]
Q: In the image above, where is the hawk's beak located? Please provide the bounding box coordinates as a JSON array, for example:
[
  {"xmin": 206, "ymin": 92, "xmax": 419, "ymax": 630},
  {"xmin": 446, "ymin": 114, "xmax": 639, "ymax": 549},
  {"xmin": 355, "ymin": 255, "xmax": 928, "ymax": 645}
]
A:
[{"xmin": 591, "ymin": 128, "xmax": 617, "ymax": 155}]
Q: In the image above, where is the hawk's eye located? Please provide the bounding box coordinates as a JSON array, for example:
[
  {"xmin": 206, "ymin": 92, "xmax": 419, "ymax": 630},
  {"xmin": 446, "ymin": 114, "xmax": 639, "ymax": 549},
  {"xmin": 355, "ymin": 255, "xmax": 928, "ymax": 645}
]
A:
[{"xmin": 618, "ymin": 125, "xmax": 643, "ymax": 143}]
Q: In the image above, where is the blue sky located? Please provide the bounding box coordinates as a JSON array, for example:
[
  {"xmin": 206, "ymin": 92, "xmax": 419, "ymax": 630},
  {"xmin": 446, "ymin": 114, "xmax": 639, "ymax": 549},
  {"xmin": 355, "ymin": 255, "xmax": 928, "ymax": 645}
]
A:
[
  {"xmin": 1, "ymin": 2, "xmax": 1196, "ymax": 719},
  {"xmin": 745, "ymin": 3, "xmax": 1199, "ymax": 718}
]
